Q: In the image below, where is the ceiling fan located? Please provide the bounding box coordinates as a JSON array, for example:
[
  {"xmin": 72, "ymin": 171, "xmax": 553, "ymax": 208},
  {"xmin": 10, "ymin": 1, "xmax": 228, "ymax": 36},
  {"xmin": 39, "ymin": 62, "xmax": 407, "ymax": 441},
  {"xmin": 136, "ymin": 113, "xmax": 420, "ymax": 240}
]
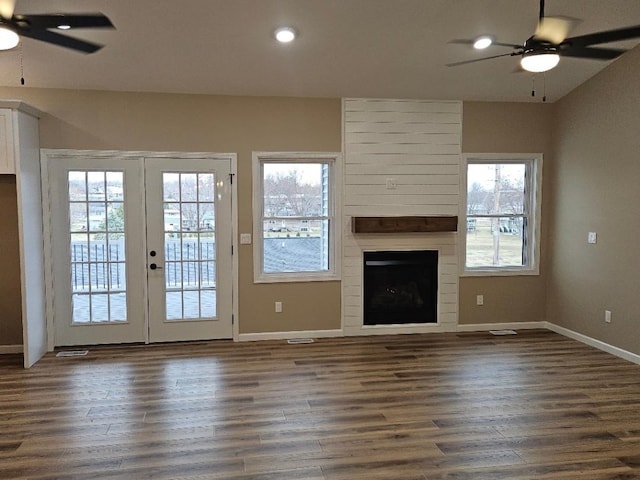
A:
[
  {"xmin": 448, "ymin": 0, "xmax": 640, "ymax": 73},
  {"xmin": 0, "ymin": 0, "xmax": 114, "ymax": 53}
]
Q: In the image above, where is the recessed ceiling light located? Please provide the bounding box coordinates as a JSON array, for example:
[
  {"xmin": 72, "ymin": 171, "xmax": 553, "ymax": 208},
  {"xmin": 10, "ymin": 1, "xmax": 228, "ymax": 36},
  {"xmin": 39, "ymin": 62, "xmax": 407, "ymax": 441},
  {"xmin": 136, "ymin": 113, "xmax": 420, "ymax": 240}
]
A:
[
  {"xmin": 473, "ymin": 36, "xmax": 493, "ymax": 49},
  {"xmin": 57, "ymin": 24, "xmax": 71, "ymax": 30},
  {"xmin": 275, "ymin": 27, "xmax": 296, "ymax": 43}
]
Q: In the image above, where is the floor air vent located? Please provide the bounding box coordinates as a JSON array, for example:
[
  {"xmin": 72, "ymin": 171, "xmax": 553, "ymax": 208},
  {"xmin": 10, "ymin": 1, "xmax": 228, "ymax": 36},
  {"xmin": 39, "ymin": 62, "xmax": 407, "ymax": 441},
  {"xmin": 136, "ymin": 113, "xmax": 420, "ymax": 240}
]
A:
[
  {"xmin": 490, "ymin": 330, "xmax": 517, "ymax": 336},
  {"xmin": 287, "ymin": 338, "xmax": 315, "ymax": 344},
  {"xmin": 56, "ymin": 350, "xmax": 89, "ymax": 357}
]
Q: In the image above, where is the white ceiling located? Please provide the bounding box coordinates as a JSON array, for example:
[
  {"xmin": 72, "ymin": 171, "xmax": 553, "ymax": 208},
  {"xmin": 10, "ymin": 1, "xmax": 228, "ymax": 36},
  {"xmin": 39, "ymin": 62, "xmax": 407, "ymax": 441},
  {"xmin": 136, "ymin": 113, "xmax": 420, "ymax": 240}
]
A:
[{"xmin": 1, "ymin": 0, "xmax": 640, "ymax": 102}]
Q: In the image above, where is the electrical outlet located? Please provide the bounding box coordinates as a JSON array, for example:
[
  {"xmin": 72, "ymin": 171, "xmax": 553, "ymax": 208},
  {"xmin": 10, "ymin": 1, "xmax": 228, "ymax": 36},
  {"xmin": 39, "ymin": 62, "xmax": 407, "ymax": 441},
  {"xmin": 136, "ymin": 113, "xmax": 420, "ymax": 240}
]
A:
[
  {"xmin": 476, "ymin": 295, "xmax": 484, "ymax": 306},
  {"xmin": 605, "ymin": 310, "xmax": 611, "ymax": 323},
  {"xmin": 588, "ymin": 232, "xmax": 597, "ymax": 244},
  {"xmin": 275, "ymin": 301, "xmax": 283, "ymax": 313},
  {"xmin": 385, "ymin": 178, "xmax": 397, "ymax": 190}
]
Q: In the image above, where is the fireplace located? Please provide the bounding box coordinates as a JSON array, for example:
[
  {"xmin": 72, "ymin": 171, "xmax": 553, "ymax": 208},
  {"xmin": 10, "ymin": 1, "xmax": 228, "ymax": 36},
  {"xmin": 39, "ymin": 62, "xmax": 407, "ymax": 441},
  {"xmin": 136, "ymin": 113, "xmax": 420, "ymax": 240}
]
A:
[{"xmin": 363, "ymin": 250, "xmax": 438, "ymax": 325}]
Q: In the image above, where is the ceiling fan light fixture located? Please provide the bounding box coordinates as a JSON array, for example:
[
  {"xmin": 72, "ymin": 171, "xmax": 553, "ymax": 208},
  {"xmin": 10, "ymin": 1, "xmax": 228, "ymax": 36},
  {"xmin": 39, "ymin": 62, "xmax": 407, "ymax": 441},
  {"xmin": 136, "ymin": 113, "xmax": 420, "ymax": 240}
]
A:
[
  {"xmin": 0, "ymin": 25, "xmax": 19, "ymax": 50},
  {"xmin": 520, "ymin": 51, "xmax": 560, "ymax": 73},
  {"xmin": 473, "ymin": 36, "xmax": 493, "ymax": 49},
  {"xmin": 274, "ymin": 27, "xmax": 296, "ymax": 43}
]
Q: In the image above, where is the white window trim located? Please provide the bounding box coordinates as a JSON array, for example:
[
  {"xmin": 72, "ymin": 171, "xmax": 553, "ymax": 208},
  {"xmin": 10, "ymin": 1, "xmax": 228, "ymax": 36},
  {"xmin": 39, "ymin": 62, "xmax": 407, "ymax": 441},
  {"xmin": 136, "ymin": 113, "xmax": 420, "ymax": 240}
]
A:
[
  {"xmin": 460, "ymin": 153, "xmax": 543, "ymax": 277},
  {"xmin": 252, "ymin": 151, "xmax": 342, "ymax": 283}
]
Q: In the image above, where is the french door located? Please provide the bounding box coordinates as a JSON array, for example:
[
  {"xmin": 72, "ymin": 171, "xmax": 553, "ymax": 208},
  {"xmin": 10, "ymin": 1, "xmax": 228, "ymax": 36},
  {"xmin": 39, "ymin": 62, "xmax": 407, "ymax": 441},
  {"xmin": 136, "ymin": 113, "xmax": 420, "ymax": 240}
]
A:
[{"xmin": 47, "ymin": 152, "xmax": 234, "ymax": 346}]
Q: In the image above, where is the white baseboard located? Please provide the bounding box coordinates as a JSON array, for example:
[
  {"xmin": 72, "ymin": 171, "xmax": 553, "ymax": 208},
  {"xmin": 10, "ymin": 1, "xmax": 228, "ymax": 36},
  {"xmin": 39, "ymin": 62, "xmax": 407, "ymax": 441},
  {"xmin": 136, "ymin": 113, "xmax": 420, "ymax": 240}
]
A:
[
  {"xmin": 238, "ymin": 329, "xmax": 343, "ymax": 342},
  {"xmin": 457, "ymin": 321, "xmax": 546, "ymax": 332},
  {"xmin": 0, "ymin": 345, "xmax": 23, "ymax": 354},
  {"xmin": 546, "ymin": 322, "xmax": 640, "ymax": 365}
]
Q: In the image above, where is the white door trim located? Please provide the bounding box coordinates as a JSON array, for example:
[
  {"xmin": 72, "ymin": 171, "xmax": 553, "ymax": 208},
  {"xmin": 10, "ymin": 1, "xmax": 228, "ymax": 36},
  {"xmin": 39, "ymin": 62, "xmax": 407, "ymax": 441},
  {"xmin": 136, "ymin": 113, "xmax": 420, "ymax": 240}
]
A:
[{"xmin": 41, "ymin": 149, "xmax": 239, "ymax": 349}]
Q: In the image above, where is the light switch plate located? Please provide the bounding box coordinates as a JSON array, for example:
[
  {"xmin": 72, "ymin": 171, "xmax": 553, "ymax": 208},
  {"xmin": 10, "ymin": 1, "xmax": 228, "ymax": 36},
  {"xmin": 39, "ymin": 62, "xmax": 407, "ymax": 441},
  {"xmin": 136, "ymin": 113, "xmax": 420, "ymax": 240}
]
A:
[
  {"xmin": 240, "ymin": 233, "xmax": 252, "ymax": 244},
  {"xmin": 587, "ymin": 232, "xmax": 597, "ymax": 244}
]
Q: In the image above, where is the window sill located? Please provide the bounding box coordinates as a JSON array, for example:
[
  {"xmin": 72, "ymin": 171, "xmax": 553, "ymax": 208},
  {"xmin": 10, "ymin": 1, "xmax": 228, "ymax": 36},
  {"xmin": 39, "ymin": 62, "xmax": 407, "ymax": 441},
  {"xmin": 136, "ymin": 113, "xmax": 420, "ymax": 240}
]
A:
[
  {"xmin": 461, "ymin": 267, "xmax": 540, "ymax": 278},
  {"xmin": 254, "ymin": 272, "xmax": 340, "ymax": 284}
]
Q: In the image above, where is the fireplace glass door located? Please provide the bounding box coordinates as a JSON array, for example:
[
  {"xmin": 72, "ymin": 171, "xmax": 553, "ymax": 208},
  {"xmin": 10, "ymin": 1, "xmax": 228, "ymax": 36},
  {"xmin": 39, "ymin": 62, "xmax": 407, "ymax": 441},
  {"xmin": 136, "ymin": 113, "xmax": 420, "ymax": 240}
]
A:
[{"xmin": 363, "ymin": 250, "xmax": 438, "ymax": 325}]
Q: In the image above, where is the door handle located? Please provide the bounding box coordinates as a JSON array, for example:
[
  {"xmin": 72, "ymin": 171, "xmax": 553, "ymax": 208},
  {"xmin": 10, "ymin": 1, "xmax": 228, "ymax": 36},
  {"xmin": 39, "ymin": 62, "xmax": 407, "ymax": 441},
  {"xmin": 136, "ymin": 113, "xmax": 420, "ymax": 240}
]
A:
[{"xmin": 149, "ymin": 263, "xmax": 163, "ymax": 270}]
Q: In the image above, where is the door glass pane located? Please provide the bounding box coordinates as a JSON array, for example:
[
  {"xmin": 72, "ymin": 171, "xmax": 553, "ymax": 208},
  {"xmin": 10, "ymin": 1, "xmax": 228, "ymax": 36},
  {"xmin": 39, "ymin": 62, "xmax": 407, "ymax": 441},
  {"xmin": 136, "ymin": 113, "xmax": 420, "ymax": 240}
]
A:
[
  {"xmin": 163, "ymin": 172, "xmax": 217, "ymax": 321},
  {"xmin": 88, "ymin": 202, "xmax": 106, "ymax": 232},
  {"xmin": 68, "ymin": 170, "xmax": 127, "ymax": 324},
  {"xmin": 69, "ymin": 203, "xmax": 88, "ymax": 232}
]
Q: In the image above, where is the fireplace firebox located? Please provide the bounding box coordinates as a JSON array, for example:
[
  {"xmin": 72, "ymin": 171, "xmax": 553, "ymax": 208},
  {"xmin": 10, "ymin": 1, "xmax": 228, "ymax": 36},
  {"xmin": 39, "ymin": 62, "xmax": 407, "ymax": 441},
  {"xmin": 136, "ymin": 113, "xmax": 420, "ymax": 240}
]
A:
[{"xmin": 363, "ymin": 250, "xmax": 438, "ymax": 325}]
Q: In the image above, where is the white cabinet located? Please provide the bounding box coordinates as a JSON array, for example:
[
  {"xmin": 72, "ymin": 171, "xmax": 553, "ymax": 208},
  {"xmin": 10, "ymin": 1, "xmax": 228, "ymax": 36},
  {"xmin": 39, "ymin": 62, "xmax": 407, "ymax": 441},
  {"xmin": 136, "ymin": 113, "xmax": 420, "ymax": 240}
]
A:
[
  {"xmin": 0, "ymin": 108, "xmax": 16, "ymax": 173},
  {"xmin": 0, "ymin": 100, "xmax": 47, "ymax": 367}
]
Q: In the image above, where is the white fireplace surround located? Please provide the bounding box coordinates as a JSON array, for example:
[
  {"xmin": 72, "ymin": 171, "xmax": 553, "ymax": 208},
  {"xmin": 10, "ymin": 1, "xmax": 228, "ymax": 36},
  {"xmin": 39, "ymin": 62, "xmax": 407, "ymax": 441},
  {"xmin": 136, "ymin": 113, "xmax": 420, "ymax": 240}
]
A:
[{"xmin": 341, "ymin": 98, "xmax": 461, "ymax": 336}]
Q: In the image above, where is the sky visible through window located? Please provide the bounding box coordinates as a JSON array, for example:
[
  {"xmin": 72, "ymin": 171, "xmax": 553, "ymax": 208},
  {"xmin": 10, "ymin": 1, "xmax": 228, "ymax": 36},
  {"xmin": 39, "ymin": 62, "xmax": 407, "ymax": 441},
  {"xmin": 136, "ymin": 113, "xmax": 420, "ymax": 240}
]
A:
[{"xmin": 263, "ymin": 163, "xmax": 321, "ymax": 185}]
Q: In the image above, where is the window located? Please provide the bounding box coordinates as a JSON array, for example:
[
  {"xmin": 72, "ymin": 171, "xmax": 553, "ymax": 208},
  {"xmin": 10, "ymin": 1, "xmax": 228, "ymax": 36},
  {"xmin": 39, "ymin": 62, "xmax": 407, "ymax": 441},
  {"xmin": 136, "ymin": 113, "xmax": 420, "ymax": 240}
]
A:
[
  {"xmin": 462, "ymin": 154, "xmax": 542, "ymax": 275},
  {"xmin": 252, "ymin": 152, "xmax": 341, "ymax": 282}
]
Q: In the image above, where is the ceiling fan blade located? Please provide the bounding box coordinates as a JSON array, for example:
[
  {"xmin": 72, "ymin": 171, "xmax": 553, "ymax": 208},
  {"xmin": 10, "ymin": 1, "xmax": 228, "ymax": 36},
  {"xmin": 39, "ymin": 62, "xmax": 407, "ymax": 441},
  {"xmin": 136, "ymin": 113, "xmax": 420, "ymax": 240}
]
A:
[
  {"xmin": 15, "ymin": 13, "xmax": 114, "ymax": 30},
  {"xmin": 534, "ymin": 16, "xmax": 577, "ymax": 44},
  {"xmin": 446, "ymin": 52, "xmax": 516, "ymax": 67},
  {"xmin": 565, "ymin": 25, "xmax": 640, "ymax": 47},
  {"xmin": 560, "ymin": 45, "xmax": 626, "ymax": 60},
  {"xmin": 18, "ymin": 27, "xmax": 103, "ymax": 53},
  {"xmin": 0, "ymin": 0, "xmax": 15, "ymax": 19},
  {"xmin": 449, "ymin": 39, "xmax": 522, "ymax": 49}
]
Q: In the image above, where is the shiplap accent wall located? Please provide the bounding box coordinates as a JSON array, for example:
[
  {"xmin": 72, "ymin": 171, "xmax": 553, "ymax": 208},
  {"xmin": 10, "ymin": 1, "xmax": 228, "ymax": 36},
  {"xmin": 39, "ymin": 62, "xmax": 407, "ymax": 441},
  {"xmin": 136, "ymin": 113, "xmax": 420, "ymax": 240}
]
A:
[{"xmin": 342, "ymin": 98, "xmax": 461, "ymax": 336}]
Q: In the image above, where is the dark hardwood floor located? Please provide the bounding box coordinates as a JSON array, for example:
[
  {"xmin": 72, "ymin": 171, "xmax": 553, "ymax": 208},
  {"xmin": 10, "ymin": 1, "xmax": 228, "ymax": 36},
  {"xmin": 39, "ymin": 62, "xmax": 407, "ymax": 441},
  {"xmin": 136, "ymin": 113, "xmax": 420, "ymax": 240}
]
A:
[{"xmin": 1, "ymin": 330, "xmax": 640, "ymax": 479}]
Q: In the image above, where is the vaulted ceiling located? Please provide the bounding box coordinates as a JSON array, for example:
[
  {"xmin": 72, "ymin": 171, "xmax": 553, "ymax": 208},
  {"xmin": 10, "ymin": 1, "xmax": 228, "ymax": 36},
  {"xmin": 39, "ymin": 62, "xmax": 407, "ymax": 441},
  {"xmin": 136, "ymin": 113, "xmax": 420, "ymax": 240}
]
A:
[{"xmin": 1, "ymin": 0, "xmax": 639, "ymax": 102}]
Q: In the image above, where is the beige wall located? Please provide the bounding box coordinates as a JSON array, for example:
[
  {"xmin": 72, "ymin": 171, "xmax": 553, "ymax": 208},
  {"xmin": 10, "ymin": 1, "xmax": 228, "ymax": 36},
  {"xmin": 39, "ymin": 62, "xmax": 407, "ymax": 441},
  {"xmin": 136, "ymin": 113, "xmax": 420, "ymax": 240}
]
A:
[
  {"xmin": 0, "ymin": 175, "xmax": 22, "ymax": 345},
  {"xmin": 3, "ymin": 52, "xmax": 637, "ymax": 351},
  {"xmin": 460, "ymin": 101, "xmax": 554, "ymax": 325},
  {"xmin": 548, "ymin": 46, "xmax": 640, "ymax": 355},
  {"xmin": 0, "ymin": 90, "xmax": 557, "ymax": 344},
  {"xmin": 0, "ymin": 88, "xmax": 342, "ymax": 341}
]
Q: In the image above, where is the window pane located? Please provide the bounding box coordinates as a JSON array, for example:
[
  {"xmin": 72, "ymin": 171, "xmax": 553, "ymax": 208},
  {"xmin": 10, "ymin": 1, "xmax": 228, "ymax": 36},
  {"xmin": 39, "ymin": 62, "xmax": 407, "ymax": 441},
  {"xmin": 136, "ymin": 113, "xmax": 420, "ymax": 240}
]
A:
[
  {"xmin": 68, "ymin": 172, "xmax": 87, "ymax": 201},
  {"xmin": 181, "ymin": 174, "xmax": 197, "ymax": 201},
  {"xmin": 467, "ymin": 163, "xmax": 525, "ymax": 215},
  {"xmin": 105, "ymin": 172, "xmax": 123, "ymax": 201},
  {"xmin": 163, "ymin": 173, "xmax": 180, "ymax": 202},
  {"xmin": 106, "ymin": 203, "xmax": 125, "ymax": 233},
  {"xmin": 198, "ymin": 203, "xmax": 215, "ymax": 232},
  {"xmin": 166, "ymin": 291, "xmax": 183, "ymax": 320},
  {"xmin": 257, "ymin": 156, "xmax": 336, "ymax": 280},
  {"xmin": 263, "ymin": 163, "xmax": 324, "ymax": 217},
  {"xmin": 263, "ymin": 219, "xmax": 329, "ymax": 273},
  {"xmin": 466, "ymin": 216, "xmax": 525, "ymax": 268},
  {"xmin": 181, "ymin": 203, "xmax": 198, "ymax": 231},
  {"xmin": 69, "ymin": 170, "xmax": 128, "ymax": 324},
  {"xmin": 163, "ymin": 172, "xmax": 218, "ymax": 320},
  {"xmin": 164, "ymin": 203, "xmax": 181, "ymax": 232},
  {"xmin": 69, "ymin": 203, "xmax": 88, "ymax": 232},
  {"xmin": 87, "ymin": 172, "xmax": 106, "ymax": 200},
  {"xmin": 198, "ymin": 174, "xmax": 215, "ymax": 202},
  {"xmin": 88, "ymin": 202, "xmax": 106, "ymax": 232}
]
